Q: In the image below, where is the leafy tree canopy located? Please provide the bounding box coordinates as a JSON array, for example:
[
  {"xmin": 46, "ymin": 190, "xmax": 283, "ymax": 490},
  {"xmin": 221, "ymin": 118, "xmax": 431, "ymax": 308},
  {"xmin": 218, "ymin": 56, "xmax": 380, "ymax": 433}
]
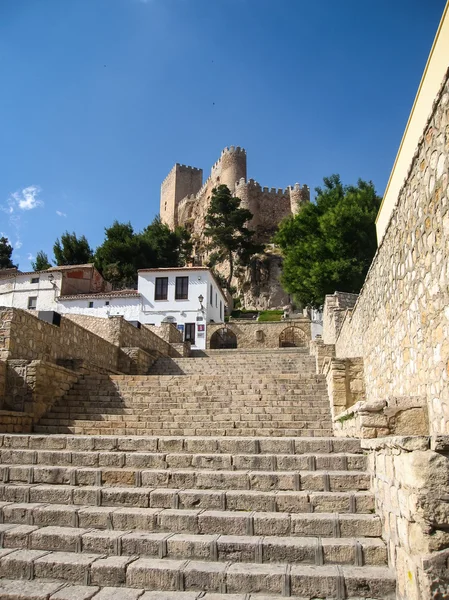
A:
[
  {"xmin": 0, "ymin": 237, "xmax": 17, "ymax": 270},
  {"xmin": 31, "ymin": 251, "xmax": 51, "ymax": 272},
  {"xmin": 53, "ymin": 232, "xmax": 94, "ymax": 266},
  {"xmin": 204, "ymin": 185, "xmax": 263, "ymax": 289},
  {"xmin": 94, "ymin": 217, "xmax": 192, "ymax": 289},
  {"xmin": 274, "ymin": 174, "xmax": 381, "ymax": 308}
]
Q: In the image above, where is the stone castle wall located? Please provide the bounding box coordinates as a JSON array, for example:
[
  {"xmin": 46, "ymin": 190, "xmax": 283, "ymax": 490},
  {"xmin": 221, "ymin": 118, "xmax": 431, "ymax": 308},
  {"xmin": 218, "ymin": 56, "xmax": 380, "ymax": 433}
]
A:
[
  {"xmin": 160, "ymin": 147, "xmax": 309, "ymax": 309},
  {"xmin": 331, "ymin": 70, "xmax": 449, "ymax": 435}
]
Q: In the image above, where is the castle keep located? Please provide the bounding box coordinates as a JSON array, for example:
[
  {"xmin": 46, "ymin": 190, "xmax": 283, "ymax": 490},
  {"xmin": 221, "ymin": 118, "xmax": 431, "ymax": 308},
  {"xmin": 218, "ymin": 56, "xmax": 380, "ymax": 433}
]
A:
[{"xmin": 160, "ymin": 146, "xmax": 310, "ymax": 244}]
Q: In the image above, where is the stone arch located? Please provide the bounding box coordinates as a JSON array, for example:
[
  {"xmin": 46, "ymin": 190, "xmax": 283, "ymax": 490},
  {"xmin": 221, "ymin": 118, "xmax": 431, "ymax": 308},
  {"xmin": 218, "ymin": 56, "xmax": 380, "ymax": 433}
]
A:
[
  {"xmin": 279, "ymin": 326, "xmax": 307, "ymax": 348},
  {"xmin": 210, "ymin": 328, "xmax": 238, "ymax": 349}
]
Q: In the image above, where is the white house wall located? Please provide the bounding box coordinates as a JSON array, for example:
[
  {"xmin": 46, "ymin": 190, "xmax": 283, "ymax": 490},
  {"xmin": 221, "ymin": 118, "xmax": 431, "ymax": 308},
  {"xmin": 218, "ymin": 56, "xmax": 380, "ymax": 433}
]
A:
[
  {"xmin": 0, "ymin": 272, "xmax": 61, "ymax": 311},
  {"xmin": 58, "ymin": 298, "xmax": 141, "ymax": 321}
]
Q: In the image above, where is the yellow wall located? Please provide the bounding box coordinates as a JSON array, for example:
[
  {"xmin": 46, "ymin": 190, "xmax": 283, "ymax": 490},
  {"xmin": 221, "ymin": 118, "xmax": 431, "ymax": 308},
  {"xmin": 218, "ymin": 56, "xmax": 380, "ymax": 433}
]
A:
[{"xmin": 376, "ymin": 1, "xmax": 449, "ymax": 242}]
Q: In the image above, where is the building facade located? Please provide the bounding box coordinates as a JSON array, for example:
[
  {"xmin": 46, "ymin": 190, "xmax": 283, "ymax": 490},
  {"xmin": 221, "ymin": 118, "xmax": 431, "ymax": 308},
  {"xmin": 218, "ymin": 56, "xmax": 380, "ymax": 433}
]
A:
[{"xmin": 0, "ymin": 265, "xmax": 225, "ymax": 350}]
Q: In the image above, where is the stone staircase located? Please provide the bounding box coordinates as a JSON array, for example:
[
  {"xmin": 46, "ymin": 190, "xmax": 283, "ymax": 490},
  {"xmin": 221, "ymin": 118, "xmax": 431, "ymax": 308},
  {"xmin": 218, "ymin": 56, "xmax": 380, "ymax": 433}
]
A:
[
  {"xmin": 0, "ymin": 348, "xmax": 396, "ymax": 598},
  {"xmin": 0, "ymin": 434, "xmax": 395, "ymax": 599},
  {"xmin": 35, "ymin": 349, "xmax": 332, "ymax": 437}
]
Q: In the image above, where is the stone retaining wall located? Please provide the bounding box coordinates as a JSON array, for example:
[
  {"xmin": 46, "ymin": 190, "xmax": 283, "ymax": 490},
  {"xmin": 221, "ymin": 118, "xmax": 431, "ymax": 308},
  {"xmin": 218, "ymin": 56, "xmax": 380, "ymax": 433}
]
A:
[
  {"xmin": 65, "ymin": 314, "xmax": 173, "ymax": 356},
  {"xmin": 1, "ymin": 308, "xmax": 119, "ymax": 372},
  {"xmin": 362, "ymin": 436, "xmax": 449, "ymax": 599},
  {"xmin": 206, "ymin": 319, "xmax": 311, "ymax": 349},
  {"xmin": 329, "ymin": 70, "xmax": 449, "ymax": 435}
]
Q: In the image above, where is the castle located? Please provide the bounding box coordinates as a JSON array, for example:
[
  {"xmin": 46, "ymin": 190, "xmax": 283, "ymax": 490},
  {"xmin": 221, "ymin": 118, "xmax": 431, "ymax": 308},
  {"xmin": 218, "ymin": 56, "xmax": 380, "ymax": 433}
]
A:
[{"xmin": 160, "ymin": 146, "xmax": 310, "ymax": 245}]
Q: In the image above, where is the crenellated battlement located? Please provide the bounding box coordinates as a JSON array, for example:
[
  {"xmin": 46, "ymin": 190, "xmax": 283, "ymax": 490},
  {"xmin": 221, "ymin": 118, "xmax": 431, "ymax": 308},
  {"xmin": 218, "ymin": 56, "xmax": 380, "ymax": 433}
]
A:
[
  {"xmin": 234, "ymin": 177, "xmax": 309, "ymax": 198},
  {"xmin": 160, "ymin": 146, "xmax": 309, "ymax": 235},
  {"xmin": 161, "ymin": 163, "xmax": 202, "ymax": 189}
]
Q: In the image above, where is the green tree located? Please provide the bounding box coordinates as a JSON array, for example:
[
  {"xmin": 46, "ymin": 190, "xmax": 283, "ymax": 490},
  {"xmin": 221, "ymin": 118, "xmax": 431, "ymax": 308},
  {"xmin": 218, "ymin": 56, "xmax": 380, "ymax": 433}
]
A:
[
  {"xmin": 31, "ymin": 250, "xmax": 51, "ymax": 271},
  {"xmin": 274, "ymin": 174, "xmax": 381, "ymax": 307},
  {"xmin": 94, "ymin": 217, "xmax": 192, "ymax": 288},
  {"xmin": 0, "ymin": 237, "xmax": 17, "ymax": 270},
  {"xmin": 53, "ymin": 232, "xmax": 94, "ymax": 266},
  {"xmin": 204, "ymin": 184, "xmax": 263, "ymax": 289}
]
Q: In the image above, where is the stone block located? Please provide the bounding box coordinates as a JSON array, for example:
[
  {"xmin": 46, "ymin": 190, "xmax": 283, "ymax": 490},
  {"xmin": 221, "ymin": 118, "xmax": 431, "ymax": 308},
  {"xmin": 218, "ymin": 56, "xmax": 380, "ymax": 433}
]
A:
[
  {"xmin": 183, "ymin": 560, "xmax": 227, "ymax": 591},
  {"xmin": 226, "ymin": 562, "xmax": 286, "ymax": 595},
  {"xmin": 49, "ymin": 585, "xmax": 100, "ymax": 600},
  {"xmin": 34, "ymin": 551, "xmax": 102, "ymax": 584},
  {"xmin": 126, "ymin": 557, "xmax": 185, "ymax": 589},
  {"xmin": 90, "ymin": 555, "xmax": 136, "ymax": 586}
]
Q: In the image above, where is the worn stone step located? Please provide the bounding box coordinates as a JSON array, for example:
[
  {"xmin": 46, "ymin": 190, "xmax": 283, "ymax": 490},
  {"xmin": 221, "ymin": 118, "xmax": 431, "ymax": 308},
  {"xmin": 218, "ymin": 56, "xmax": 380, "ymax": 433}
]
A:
[
  {"xmin": 0, "ymin": 484, "xmax": 375, "ymax": 513},
  {"xmin": 37, "ymin": 419, "xmax": 333, "ymax": 432},
  {"xmin": 0, "ymin": 449, "xmax": 366, "ymax": 471},
  {"xmin": 33, "ymin": 426, "xmax": 336, "ymax": 438},
  {"xmin": 0, "ymin": 435, "xmax": 362, "ymax": 455},
  {"xmin": 0, "ymin": 464, "xmax": 371, "ymax": 491},
  {"xmin": 0, "ymin": 550, "xmax": 396, "ymax": 597},
  {"xmin": 0, "ymin": 578, "xmax": 391, "ymax": 600},
  {"xmin": 0, "ymin": 502, "xmax": 382, "ymax": 537},
  {"xmin": 0, "ymin": 524, "xmax": 387, "ymax": 565}
]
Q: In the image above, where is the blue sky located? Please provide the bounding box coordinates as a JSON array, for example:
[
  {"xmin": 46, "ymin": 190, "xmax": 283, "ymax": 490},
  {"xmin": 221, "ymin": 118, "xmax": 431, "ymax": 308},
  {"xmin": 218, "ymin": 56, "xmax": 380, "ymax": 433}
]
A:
[{"xmin": 0, "ymin": 0, "xmax": 446, "ymax": 270}]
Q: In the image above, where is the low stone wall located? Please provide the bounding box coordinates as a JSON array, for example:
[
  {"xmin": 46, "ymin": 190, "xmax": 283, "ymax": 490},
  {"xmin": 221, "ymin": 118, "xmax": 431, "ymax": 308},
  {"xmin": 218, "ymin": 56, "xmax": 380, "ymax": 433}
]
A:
[
  {"xmin": 327, "ymin": 71, "xmax": 449, "ymax": 435},
  {"xmin": 1, "ymin": 308, "xmax": 119, "ymax": 372},
  {"xmin": 322, "ymin": 357, "xmax": 365, "ymax": 419},
  {"xmin": 65, "ymin": 314, "xmax": 173, "ymax": 357},
  {"xmin": 0, "ymin": 410, "xmax": 33, "ymax": 433},
  {"xmin": 3, "ymin": 359, "xmax": 79, "ymax": 425},
  {"xmin": 120, "ymin": 347, "xmax": 158, "ymax": 375},
  {"xmin": 322, "ymin": 292, "xmax": 358, "ymax": 345},
  {"xmin": 206, "ymin": 319, "xmax": 311, "ymax": 349},
  {"xmin": 363, "ymin": 436, "xmax": 449, "ymax": 599},
  {"xmin": 334, "ymin": 397, "xmax": 429, "ymax": 439}
]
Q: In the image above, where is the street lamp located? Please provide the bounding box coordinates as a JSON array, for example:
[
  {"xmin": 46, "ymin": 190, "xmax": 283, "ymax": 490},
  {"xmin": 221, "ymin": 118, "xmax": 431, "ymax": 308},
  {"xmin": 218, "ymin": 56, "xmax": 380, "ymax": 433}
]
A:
[{"xmin": 198, "ymin": 294, "xmax": 204, "ymax": 310}]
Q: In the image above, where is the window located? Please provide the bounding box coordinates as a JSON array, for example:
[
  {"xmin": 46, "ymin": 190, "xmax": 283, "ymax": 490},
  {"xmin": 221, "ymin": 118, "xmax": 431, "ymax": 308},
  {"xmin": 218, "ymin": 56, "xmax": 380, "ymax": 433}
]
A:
[
  {"xmin": 30, "ymin": 277, "xmax": 39, "ymax": 284},
  {"xmin": 215, "ymin": 292, "xmax": 218, "ymax": 308},
  {"xmin": 220, "ymin": 300, "xmax": 223, "ymax": 320},
  {"xmin": 175, "ymin": 276, "xmax": 189, "ymax": 300},
  {"xmin": 210, "ymin": 284, "xmax": 213, "ymax": 304},
  {"xmin": 27, "ymin": 297, "xmax": 37, "ymax": 310},
  {"xmin": 105, "ymin": 301, "xmax": 110, "ymax": 306},
  {"xmin": 88, "ymin": 301, "xmax": 94, "ymax": 308},
  {"xmin": 155, "ymin": 277, "xmax": 168, "ymax": 301}
]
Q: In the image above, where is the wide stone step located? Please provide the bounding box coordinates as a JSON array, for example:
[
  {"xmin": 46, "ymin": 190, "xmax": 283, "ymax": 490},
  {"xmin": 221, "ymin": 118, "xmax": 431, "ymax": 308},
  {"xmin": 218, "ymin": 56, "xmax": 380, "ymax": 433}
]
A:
[
  {"xmin": 0, "ymin": 484, "xmax": 375, "ymax": 513},
  {"xmin": 0, "ymin": 449, "xmax": 366, "ymax": 471},
  {"xmin": 50, "ymin": 406, "xmax": 331, "ymax": 416},
  {"xmin": 0, "ymin": 464, "xmax": 370, "ymax": 491},
  {"xmin": 0, "ymin": 551, "xmax": 396, "ymax": 597},
  {"xmin": 37, "ymin": 419, "xmax": 333, "ymax": 432},
  {"xmin": 33, "ymin": 426, "xmax": 335, "ymax": 438},
  {"xmin": 0, "ymin": 502, "xmax": 382, "ymax": 537},
  {"xmin": 0, "ymin": 578, "xmax": 395, "ymax": 600},
  {"xmin": 0, "ymin": 435, "xmax": 362, "ymax": 455},
  {"xmin": 0, "ymin": 524, "xmax": 387, "ymax": 566}
]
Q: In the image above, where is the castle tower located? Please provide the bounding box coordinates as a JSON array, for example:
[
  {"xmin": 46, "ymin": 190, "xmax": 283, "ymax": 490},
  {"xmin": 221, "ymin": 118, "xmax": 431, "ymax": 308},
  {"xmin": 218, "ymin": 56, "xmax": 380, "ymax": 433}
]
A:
[
  {"xmin": 217, "ymin": 146, "xmax": 247, "ymax": 192},
  {"xmin": 289, "ymin": 183, "xmax": 310, "ymax": 215},
  {"xmin": 160, "ymin": 164, "xmax": 203, "ymax": 229}
]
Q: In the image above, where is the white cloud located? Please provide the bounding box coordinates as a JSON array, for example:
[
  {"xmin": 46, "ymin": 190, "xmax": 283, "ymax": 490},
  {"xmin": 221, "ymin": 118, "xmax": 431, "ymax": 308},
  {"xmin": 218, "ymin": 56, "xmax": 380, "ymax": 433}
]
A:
[
  {"xmin": 56, "ymin": 210, "xmax": 67, "ymax": 217},
  {"xmin": 15, "ymin": 240, "xmax": 23, "ymax": 249},
  {"xmin": 27, "ymin": 253, "xmax": 35, "ymax": 261},
  {"xmin": 11, "ymin": 185, "xmax": 43, "ymax": 211}
]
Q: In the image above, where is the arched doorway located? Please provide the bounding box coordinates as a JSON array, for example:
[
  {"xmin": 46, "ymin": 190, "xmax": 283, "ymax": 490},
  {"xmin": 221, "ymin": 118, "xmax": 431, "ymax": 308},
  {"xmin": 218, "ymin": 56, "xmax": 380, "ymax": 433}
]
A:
[
  {"xmin": 279, "ymin": 326, "xmax": 307, "ymax": 348},
  {"xmin": 210, "ymin": 328, "xmax": 238, "ymax": 349}
]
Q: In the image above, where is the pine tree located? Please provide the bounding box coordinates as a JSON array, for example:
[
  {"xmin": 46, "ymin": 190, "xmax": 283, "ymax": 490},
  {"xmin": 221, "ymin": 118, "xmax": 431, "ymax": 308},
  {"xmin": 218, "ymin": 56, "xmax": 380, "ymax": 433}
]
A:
[
  {"xmin": 0, "ymin": 237, "xmax": 17, "ymax": 270},
  {"xmin": 204, "ymin": 185, "xmax": 263, "ymax": 289},
  {"xmin": 31, "ymin": 251, "xmax": 51, "ymax": 271}
]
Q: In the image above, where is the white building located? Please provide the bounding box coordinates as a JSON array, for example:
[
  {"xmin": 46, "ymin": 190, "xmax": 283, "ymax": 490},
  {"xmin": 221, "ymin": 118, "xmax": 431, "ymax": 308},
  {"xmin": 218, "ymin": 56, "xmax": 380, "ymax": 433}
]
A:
[{"xmin": 0, "ymin": 265, "xmax": 226, "ymax": 350}]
